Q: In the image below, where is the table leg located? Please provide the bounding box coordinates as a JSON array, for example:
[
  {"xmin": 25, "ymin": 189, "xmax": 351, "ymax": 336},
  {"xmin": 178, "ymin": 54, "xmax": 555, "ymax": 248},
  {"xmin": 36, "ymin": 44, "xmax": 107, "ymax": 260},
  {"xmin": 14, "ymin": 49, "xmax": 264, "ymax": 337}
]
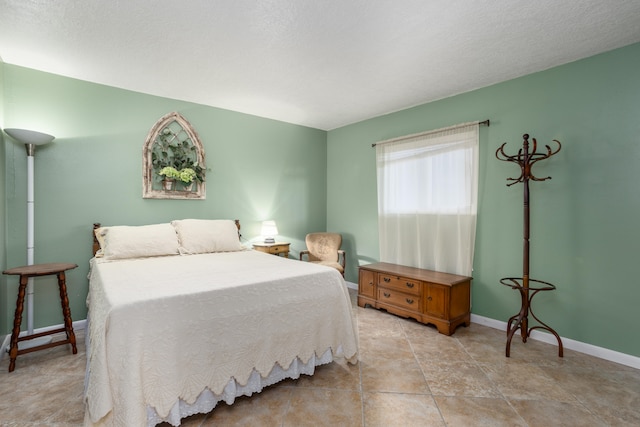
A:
[
  {"xmin": 57, "ymin": 271, "xmax": 77, "ymax": 354},
  {"xmin": 8, "ymin": 275, "xmax": 28, "ymax": 372}
]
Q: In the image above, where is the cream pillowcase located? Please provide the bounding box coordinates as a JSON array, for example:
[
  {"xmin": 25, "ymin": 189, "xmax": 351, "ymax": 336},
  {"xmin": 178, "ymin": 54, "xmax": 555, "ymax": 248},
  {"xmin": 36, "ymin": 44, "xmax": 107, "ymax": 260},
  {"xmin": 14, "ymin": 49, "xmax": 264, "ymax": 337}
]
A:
[
  {"xmin": 171, "ymin": 219, "xmax": 242, "ymax": 254},
  {"xmin": 100, "ymin": 223, "xmax": 180, "ymax": 260},
  {"xmin": 94, "ymin": 227, "xmax": 107, "ymax": 258}
]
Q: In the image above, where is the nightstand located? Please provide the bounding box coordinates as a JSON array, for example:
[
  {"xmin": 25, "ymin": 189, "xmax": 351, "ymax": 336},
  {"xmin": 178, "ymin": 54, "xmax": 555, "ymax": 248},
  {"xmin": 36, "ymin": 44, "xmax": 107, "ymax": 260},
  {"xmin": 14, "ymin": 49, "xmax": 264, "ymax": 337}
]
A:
[{"xmin": 253, "ymin": 242, "xmax": 291, "ymax": 258}]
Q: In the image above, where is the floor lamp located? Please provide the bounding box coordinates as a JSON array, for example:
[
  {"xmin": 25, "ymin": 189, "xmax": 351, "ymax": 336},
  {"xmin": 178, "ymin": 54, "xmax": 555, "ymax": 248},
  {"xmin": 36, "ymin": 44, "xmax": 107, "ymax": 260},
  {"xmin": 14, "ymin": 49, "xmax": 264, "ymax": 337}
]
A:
[{"xmin": 4, "ymin": 128, "xmax": 55, "ymax": 348}]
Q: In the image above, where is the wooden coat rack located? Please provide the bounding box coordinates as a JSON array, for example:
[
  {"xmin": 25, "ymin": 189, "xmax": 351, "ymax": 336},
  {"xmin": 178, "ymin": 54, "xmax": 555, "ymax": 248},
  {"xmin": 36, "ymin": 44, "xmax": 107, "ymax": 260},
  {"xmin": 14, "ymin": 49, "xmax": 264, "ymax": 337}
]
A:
[{"xmin": 496, "ymin": 133, "xmax": 563, "ymax": 357}]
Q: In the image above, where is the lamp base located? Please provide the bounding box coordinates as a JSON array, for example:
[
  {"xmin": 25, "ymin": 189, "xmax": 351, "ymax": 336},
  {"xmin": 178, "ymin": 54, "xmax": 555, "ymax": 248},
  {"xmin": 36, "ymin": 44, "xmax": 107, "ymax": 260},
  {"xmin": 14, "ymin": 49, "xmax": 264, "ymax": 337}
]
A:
[{"xmin": 264, "ymin": 237, "xmax": 275, "ymax": 244}]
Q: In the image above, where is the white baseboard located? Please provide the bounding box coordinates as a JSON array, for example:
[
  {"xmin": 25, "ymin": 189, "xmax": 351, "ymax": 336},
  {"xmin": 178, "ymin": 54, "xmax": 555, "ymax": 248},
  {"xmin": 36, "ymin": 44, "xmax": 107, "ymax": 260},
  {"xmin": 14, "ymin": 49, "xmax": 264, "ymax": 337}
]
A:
[
  {"xmin": 471, "ymin": 314, "xmax": 640, "ymax": 369},
  {"xmin": 0, "ymin": 319, "xmax": 86, "ymax": 360},
  {"xmin": 349, "ymin": 281, "xmax": 639, "ymax": 368}
]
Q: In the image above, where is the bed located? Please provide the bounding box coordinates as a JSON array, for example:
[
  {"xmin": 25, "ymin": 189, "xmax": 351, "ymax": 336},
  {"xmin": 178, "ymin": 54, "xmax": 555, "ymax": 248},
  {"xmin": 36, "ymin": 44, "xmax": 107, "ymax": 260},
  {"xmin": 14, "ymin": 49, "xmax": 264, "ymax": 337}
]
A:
[{"xmin": 84, "ymin": 219, "xmax": 359, "ymax": 427}]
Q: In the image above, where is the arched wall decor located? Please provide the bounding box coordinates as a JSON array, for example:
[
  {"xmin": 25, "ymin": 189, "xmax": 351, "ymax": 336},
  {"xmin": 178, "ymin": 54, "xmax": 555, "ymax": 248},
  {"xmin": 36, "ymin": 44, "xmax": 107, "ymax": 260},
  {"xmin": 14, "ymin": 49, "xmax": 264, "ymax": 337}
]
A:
[{"xmin": 142, "ymin": 112, "xmax": 206, "ymax": 199}]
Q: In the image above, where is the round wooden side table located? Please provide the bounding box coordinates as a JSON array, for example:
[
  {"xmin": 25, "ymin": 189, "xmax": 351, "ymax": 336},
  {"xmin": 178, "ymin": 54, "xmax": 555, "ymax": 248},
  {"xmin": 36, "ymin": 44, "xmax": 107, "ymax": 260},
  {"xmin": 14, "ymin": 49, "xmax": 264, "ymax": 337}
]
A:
[{"xmin": 2, "ymin": 262, "xmax": 78, "ymax": 372}]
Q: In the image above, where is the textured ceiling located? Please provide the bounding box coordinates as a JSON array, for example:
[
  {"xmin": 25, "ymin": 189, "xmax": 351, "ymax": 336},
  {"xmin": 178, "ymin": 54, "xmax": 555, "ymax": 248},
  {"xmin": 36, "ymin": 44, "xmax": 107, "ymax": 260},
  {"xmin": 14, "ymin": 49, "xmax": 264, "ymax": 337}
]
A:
[{"xmin": 1, "ymin": 0, "xmax": 640, "ymax": 130}]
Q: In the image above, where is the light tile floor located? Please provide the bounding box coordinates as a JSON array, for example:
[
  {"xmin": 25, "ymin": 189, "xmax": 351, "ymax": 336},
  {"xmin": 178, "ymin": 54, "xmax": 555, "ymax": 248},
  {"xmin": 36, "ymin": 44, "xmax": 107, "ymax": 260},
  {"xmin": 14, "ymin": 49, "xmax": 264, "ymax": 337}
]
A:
[{"xmin": 1, "ymin": 288, "xmax": 639, "ymax": 426}]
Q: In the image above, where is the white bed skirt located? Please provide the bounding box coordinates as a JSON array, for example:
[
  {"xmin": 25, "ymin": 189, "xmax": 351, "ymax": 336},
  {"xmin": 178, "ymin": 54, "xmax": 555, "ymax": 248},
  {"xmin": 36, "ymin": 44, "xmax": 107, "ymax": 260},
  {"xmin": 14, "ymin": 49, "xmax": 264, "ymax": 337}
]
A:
[{"xmin": 148, "ymin": 347, "xmax": 336, "ymax": 426}]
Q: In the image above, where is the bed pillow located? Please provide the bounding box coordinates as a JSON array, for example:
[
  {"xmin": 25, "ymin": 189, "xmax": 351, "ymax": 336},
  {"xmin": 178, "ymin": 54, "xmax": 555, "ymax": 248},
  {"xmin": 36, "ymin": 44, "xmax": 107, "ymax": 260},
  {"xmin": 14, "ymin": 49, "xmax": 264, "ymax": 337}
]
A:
[
  {"xmin": 171, "ymin": 219, "xmax": 243, "ymax": 254},
  {"xmin": 93, "ymin": 227, "xmax": 107, "ymax": 257},
  {"xmin": 99, "ymin": 223, "xmax": 180, "ymax": 260}
]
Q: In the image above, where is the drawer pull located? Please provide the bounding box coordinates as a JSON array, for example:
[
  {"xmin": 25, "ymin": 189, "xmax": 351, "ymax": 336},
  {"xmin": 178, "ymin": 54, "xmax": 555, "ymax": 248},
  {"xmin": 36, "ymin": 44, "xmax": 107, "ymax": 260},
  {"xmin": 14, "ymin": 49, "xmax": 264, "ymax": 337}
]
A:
[
  {"xmin": 427, "ymin": 296, "xmax": 432, "ymax": 301},
  {"xmin": 405, "ymin": 282, "xmax": 414, "ymax": 288},
  {"xmin": 406, "ymin": 298, "xmax": 414, "ymax": 304},
  {"xmin": 383, "ymin": 277, "xmax": 391, "ymax": 283},
  {"xmin": 383, "ymin": 292, "xmax": 391, "ymax": 298}
]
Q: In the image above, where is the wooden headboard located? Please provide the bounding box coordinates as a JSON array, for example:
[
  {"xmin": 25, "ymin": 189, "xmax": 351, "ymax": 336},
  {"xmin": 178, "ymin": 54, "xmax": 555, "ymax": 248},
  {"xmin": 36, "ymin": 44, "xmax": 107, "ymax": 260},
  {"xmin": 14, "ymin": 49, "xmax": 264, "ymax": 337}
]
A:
[{"xmin": 92, "ymin": 219, "xmax": 241, "ymax": 256}]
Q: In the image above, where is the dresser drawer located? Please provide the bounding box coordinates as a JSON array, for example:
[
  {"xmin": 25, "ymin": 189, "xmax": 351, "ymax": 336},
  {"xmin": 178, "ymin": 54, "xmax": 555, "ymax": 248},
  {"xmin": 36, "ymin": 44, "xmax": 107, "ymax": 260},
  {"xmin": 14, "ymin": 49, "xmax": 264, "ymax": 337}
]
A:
[
  {"xmin": 266, "ymin": 245, "xmax": 288, "ymax": 254},
  {"xmin": 377, "ymin": 274, "xmax": 421, "ymax": 295},
  {"xmin": 377, "ymin": 288, "xmax": 420, "ymax": 311}
]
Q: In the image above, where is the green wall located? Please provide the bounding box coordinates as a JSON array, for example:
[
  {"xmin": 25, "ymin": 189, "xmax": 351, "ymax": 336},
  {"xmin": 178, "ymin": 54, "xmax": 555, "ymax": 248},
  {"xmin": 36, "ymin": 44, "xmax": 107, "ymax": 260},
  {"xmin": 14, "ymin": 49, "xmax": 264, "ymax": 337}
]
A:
[
  {"xmin": 3, "ymin": 43, "xmax": 640, "ymax": 359},
  {"xmin": 327, "ymin": 42, "xmax": 640, "ymax": 357},
  {"xmin": 1, "ymin": 65, "xmax": 327, "ymax": 332},
  {"xmin": 1, "ymin": 59, "xmax": 7, "ymax": 336}
]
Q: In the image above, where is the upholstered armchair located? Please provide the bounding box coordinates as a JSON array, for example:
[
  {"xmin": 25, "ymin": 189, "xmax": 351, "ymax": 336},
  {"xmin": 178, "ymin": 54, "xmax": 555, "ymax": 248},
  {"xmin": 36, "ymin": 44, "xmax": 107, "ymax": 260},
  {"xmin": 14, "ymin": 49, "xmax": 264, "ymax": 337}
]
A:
[{"xmin": 299, "ymin": 232, "xmax": 346, "ymax": 277}]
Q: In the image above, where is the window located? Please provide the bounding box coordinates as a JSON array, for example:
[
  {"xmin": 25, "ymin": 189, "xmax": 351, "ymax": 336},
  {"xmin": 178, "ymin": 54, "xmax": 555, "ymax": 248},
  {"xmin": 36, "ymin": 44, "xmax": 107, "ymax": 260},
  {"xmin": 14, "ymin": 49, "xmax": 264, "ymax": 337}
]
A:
[{"xmin": 376, "ymin": 122, "xmax": 479, "ymax": 275}]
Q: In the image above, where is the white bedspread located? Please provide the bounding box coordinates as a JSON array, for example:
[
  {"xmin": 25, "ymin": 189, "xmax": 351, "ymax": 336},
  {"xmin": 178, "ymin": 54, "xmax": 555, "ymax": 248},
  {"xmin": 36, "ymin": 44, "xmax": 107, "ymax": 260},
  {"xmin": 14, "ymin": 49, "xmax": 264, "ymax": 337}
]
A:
[{"xmin": 84, "ymin": 251, "xmax": 358, "ymax": 426}]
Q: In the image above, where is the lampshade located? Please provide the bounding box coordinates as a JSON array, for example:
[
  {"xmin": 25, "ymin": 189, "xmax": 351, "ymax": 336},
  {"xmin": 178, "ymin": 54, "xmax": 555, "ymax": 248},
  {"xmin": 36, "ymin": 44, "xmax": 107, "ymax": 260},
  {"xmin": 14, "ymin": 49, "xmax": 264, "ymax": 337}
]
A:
[
  {"xmin": 261, "ymin": 220, "xmax": 278, "ymax": 244},
  {"xmin": 4, "ymin": 128, "xmax": 55, "ymax": 145}
]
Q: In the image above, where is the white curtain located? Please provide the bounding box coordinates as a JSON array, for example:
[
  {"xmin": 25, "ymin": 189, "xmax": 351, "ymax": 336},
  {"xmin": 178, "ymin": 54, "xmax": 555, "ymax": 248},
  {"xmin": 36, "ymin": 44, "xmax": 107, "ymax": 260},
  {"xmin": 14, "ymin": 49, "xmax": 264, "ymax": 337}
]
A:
[{"xmin": 376, "ymin": 122, "xmax": 479, "ymax": 276}]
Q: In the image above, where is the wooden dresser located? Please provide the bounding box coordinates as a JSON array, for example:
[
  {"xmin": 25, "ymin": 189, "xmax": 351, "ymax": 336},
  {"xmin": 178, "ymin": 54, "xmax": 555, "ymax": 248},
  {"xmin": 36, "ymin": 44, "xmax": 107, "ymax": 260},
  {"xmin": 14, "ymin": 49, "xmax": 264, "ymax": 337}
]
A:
[{"xmin": 358, "ymin": 262, "xmax": 471, "ymax": 335}]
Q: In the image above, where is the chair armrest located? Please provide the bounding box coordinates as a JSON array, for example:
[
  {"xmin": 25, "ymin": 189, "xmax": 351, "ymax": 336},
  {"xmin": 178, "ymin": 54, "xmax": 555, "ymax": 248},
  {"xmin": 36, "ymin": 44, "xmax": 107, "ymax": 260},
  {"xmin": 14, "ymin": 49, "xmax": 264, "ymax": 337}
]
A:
[
  {"xmin": 300, "ymin": 250, "xmax": 310, "ymax": 261},
  {"xmin": 338, "ymin": 250, "xmax": 346, "ymax": 270}
]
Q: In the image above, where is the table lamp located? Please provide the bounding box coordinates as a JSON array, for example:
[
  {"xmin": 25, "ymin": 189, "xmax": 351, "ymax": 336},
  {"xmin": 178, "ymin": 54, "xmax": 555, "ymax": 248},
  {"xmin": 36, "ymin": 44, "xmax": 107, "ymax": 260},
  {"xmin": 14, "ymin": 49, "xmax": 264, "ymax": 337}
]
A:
[{"xmin": 261, "ymin": 220, "xmax": 278, "ymax": 244}]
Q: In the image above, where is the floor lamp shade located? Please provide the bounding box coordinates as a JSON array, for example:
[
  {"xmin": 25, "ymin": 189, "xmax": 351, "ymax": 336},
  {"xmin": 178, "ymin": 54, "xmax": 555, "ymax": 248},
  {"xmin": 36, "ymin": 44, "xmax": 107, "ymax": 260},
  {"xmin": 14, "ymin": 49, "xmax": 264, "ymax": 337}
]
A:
[
  {"xmin": 4, "ymin": 128, "xmax": 55, "ymax": 337},
  {"xmin": 4, "ymin": 128, "xmax": 55, "ymax": 146}
]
